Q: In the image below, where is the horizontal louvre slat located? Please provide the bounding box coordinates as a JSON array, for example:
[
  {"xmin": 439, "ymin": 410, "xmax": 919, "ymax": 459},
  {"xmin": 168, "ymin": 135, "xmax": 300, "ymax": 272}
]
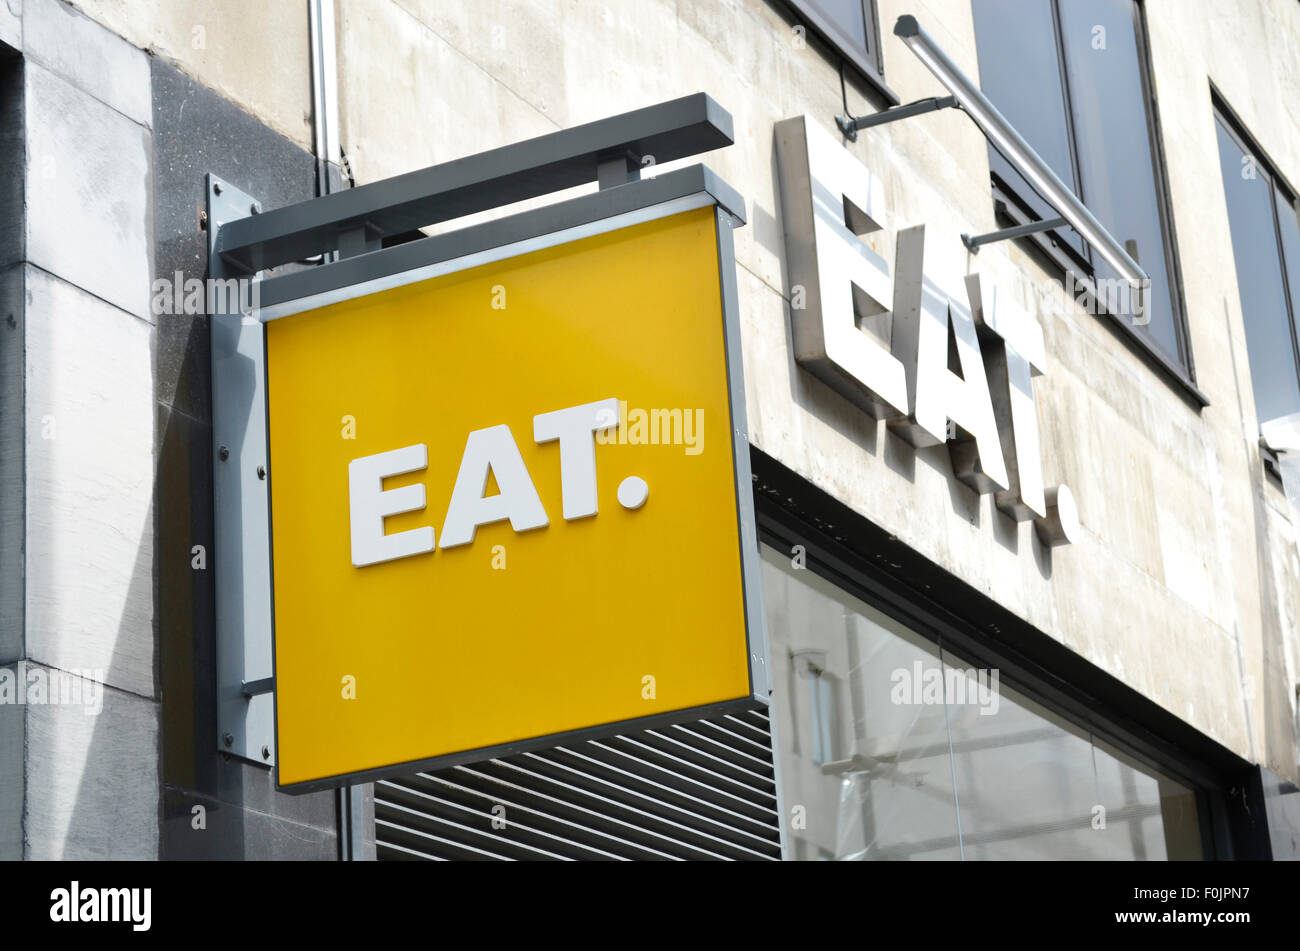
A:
[
  {"xmin": 508, "ymin": 753, "xmax": 775, "ymax": 859},
  {"xmin": 376, "ymin": 704, "xmax": 782, "ymax": 861},
  {"xmin": 386, "ymin": 773, "xmax": 673, "ymax": 860},
  {"xmin": 376, "ymin": 817, "xmax": 517, "ymax": 861},
  {"xmin": 377, "ymin": 800, "xmax": 572, "ymax": 860},
  {"xmin": 466, "ymin": 759, "xmax": 748, "ymax": 860},
  {"xmin": 721, "ymin": 714, "xmax": 773, "ymax": 744},
  {"xmin": 376, "ymin": 840, "xmax": 449, "ymax": 861},
  {"xmin": 685, "ymin": 718, "xmax": 776, "ymax": 756},
  {"xmin": 550, "ymin": 743, "xmax": 780, "ymax": 834},
  {"xmin": 438, "ymin": 765, "xmax": 688, "ymax": 860},
  {"xmin": 601, "ymin": 733, "xmax": 777, "ymax": 797},
  {"xmin": 378, "ymin": 780, "xmax": 624, "ymax": 860}
]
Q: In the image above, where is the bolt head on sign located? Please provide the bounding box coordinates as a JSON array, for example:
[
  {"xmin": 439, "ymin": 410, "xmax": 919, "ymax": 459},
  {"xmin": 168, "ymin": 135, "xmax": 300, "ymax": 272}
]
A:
[{"xmin": 265, "ymin": 205, "xmax": 757, "ymax": 788}]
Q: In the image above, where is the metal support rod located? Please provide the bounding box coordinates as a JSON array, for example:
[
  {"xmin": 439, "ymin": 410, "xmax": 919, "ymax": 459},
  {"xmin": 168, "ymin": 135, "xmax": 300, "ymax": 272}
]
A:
[
  {"xmin": 835, "ymin": 96, "xmax": 958, "ymax": 141},
  {"xmin": 596, "ymin": 150, "xmax": 639, "ymax": 189},
  {"xmin": 962, "ymin": 216, "xmax": 1068, "ymax": 254},
  {"xmin": 241, "ymin": 677, "xmax": 275, "ymax": 698}
]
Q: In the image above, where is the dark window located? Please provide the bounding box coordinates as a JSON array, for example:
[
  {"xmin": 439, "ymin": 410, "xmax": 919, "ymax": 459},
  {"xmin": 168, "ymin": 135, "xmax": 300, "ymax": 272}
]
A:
[
  {"xmin": 1213, "ymin": 107, "xmax": 1300, "ymax": 429},
  {"xmin": 971, "ymin": 0, "xmax": 1192, "ymax": 375},
  {"xmin": 787, "ymin": 0, "xmax": 885, "ymax": 87}
]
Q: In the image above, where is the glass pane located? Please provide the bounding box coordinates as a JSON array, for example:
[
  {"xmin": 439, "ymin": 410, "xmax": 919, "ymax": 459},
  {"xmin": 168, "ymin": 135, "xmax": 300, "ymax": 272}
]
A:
[
  {"xmin": 945, "ymin": 660, "xmax": 1105, "ymax": 859},
  {"xmin": 760, "ymin": 546, "xmax": 959, "ymax": 860},
  {"xmin": 1058, "ymin": 0, "xmax": 1182, "ymax": 363},
  {"xmin": 1214, "ymin": 119, "xmax": 1300, "ymax": 426},
  {"xmin": 1093, "ymin": 738, "xmax": 1203, "ymax": 859},
  {"xmin": 762, "ymin": 546, "xmax": 1203, "ymax": 860},
  {"xmin": 801, "ymin": 0, "xmax": 868, "ymax": 55},
  {"xmin": 971, "ymin": 0, "xmax": 1084, "ymax": 254}
]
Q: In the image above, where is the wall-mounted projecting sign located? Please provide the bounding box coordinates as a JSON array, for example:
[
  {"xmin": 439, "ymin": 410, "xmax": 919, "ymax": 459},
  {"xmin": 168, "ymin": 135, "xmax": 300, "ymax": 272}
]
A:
[{"xmin": 208, "ymin": 95, "xmax": 768, "ymax": 791}]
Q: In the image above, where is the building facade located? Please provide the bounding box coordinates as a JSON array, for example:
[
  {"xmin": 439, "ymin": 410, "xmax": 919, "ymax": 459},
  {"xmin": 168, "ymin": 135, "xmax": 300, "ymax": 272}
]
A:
[{"xmin": 1, "ymin": 0, "xmax": 1298, "ymax": 859}]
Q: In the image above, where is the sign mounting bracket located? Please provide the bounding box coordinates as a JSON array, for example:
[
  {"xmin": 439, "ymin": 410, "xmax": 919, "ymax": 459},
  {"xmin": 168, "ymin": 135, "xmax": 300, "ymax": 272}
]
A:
[
  {"xmin": 208, "ymin": 173, "xmax": 275, "ymax": 767},
  {"xmin": 962, "ymin": 216, "xmax": 1068, "ymax": 254}
]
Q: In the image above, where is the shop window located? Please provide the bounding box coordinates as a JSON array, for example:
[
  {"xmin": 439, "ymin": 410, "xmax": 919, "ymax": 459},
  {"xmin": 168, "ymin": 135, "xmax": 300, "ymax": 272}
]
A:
[
  {"xmin": 760, "ymin": 544, "xmax": 1205, "ymax": 860},
  {"xmin": 970, "ymin": 0, "xmax": 1193, "ymax": 380},
  {"xmin": 1212, "ymin": 102, "xmax": 1300, "ymax": 433}
]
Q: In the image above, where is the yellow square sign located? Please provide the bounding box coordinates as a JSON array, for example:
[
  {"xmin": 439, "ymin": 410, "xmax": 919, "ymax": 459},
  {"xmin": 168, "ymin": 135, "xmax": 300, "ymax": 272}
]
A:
[{"xmin": 264, "ymin": 204, "xmax": 760, "ymax": 789}]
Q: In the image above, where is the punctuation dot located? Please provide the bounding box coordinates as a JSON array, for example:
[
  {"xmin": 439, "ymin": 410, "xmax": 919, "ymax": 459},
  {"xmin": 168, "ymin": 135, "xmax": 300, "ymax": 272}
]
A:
[{"xmin": 618, "ymin": 476, "xmax": 649, "ymax": 510}]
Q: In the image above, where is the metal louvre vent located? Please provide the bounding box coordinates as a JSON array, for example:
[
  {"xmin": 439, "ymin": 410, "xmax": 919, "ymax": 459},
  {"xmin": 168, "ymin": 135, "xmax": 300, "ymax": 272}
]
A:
[{"xmin": 376, "ymin": 707, "xmax": 782, "ymax": 861}]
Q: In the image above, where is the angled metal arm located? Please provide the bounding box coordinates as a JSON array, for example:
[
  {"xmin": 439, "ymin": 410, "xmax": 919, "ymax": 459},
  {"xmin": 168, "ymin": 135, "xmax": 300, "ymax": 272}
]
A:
[
  {"xmin": 836, "ymin": 95, "xmax": 958, "ymax": 141},
  {"xmin": 215, "ymin": 93, "xmax": 735, "ymax": 275},
  {"xmin": 962, "ymin": 216, "xmax": 1068, "ymax": 254}
]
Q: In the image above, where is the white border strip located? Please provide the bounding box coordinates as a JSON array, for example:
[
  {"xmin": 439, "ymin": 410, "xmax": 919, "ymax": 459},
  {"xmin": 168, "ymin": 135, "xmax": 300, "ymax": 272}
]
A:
[{"xmin": 258, "ymin": 192, "xmax": 714, "ymax": 322}]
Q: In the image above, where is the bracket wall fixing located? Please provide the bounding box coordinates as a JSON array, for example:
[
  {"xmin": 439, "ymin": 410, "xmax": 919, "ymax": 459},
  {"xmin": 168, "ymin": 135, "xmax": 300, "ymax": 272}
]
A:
[
  {"xmin": 207, "ymin": 173, "xmax": 276, "ymax": 767},
  {"xmin": 835, "ymin": 96, "xmax": 958, "ymax": 142},
  {"xmin": 962, "ymin": 216, "xmax": 1068, "ymax": 254}
]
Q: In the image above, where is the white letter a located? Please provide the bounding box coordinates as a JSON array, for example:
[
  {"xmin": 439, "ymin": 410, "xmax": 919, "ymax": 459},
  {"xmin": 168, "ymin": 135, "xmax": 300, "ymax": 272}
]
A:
[{"xmin": 441, "ymin": 425, "xmax": 548, "ymax": 547}]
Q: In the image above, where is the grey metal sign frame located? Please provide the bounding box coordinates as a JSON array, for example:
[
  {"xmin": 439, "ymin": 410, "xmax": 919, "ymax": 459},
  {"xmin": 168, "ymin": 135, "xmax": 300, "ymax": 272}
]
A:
[{"xmin": 207, "ymin": 94, "xmax": 772, "ymax": 791}]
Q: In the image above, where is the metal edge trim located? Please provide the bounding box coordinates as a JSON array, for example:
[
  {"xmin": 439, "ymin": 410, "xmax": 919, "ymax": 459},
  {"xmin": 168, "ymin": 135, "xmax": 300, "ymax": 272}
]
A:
[{"xmin": 257, "ymin": 165, "xmax": 745, "ymax": 320}]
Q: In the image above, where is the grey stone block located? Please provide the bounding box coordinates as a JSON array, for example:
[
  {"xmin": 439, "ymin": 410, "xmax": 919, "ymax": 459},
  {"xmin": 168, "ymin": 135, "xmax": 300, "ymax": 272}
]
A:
[
  {"xmin": 24, "ymin": 266, "xmax": 155, "ymax": 697},
  {"xmin": 24, "ymin": 673, "xmax": 159, "ymax": 859},
  {"xmin": 24, "ymin": 60, "xmax": 151, "ymax": 320},
  {"xmin": 0, "ymin": 264, "xmax": 20, "ymax": 662},
  {"xmin": 23, "ymin": 0, "xmax": 150, "ymax": 127},
  {"xmin": 162, "ymin": 786, "xmax": 337, "ymax": 860}
]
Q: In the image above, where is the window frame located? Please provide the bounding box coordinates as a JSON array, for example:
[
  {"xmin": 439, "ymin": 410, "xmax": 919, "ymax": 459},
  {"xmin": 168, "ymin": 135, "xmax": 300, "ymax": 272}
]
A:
[
  {"xmin": 784, "ymin": 0, "xmax": 897, "ymax": 105},
  {"xmin": 975, "ymin": 0, "xmax": 1200, "ymax": 403},
  {"xmin": 1211, "ymin": 88, "xmax": 1300, "ymax": 447}
]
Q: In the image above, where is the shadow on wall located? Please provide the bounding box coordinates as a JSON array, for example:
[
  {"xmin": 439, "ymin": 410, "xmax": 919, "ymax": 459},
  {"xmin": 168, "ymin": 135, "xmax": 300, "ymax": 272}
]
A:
[{"xmin": 63, "ymin": 57, "xmax": 341, "ymax": 860}]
